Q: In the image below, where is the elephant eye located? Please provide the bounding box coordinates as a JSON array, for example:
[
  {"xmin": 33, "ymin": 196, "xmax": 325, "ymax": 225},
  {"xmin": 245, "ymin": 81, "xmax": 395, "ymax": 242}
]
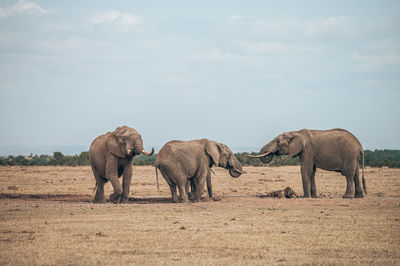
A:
[{"xmin": 122, "ymin": 136, "xmax": 126, "ymax": 142}]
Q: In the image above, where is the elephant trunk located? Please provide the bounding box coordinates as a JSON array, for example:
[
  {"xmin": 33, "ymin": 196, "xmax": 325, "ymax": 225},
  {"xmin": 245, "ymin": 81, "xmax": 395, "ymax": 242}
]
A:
[
  {"xmin": 260, "ymin": 154, "xmax": 273, "ymax": 164},
  {"xmin": 228, "ymin": 155, "xmax": 246, "ymax": 178},
  {"xmin": 247, "ymin": 151, "xmax": 274, "ymax": 163},
  {"xmin": 229, "ymin": 167, "xmax": 243, "ymax": 178},
  {"xmin": 247, "ymin": 142, "xmax": 275, "ymax": 164},
  {"xmin": 134, "ymin": 140, "xmax": 154, "ymax": 156}
]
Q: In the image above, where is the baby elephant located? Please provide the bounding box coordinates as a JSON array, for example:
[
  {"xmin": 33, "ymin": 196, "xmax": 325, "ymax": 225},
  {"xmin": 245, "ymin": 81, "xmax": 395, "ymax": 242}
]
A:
[
  {"xmin": 155, "ymin": 138, "xmax": 245, "ymax": 203},
  {"xmin": 89, "ymin": 126, "xmax": 154, "ymax": 204}
]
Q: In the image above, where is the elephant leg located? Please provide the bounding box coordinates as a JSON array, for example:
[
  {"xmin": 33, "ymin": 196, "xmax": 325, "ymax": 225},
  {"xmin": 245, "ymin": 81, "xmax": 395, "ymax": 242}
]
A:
[
  {"xmin": 109, "ymin": 175, "xmax": 123, "ymax": 203},
  {"xmin": 194, "ymin": 173, "xmax": 207, "ymax": 202},
  {"xmin": 93, "ymin": 175, "xmax": 106, "ymax": 204},
  {"xmin": 105, "ymin": 159, "xmax": 122, "ymax": 203},
  {"xmin": 342, "ymin": 169, "xmax": 355, "ymax": 198},
  {"xmin": 206, "ymin": 168, "xmax": 212, "ymax": 198},
  {"xmin": 185, "ymin": 178, "xmax": 190, "ymax": 195},
  {"xmin": 300, "ymin": 164, "xmax": 312, "ymax": 198},
  {"xmin": 162, "ymin": 174, "xmax": 179, "ymax": 203},
  {"xmin": 353, "ymin": 166, "xmax": 364, "ymax": 198},
  {"xmin": 191, "ymin": 178, "xmax": 196, "ymax": 193},
  {"xmin": 120, "ymin": 165, "xmax": 133, "ymax": 203},
  {"xmin": 187, "ymin": 178, "xmax": 196, "ymax": 200},
  {"xmin": 169, "ymin": 183, "xmax": 179, "ymax": 203},
  {"xmin": 177, "ymin": 180, "xmax": 189, "ymax": 203},
  {"xmin": 310, "ymin": 165, "xmax": 318, "ymax": 198}
]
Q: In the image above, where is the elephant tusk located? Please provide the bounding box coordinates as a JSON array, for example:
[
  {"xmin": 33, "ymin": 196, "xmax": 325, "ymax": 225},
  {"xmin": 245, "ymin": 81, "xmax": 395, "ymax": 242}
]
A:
[
  {"xmin": 233, "ymin": 167, "xmax": 247, "ymax": 174},
  {"xmin": 247, "ymin": 152, "xmax": 271, "ymax": 158},
  {"xmin": 142, "ymin": 148, "xmax": 155, "ymax": 156},
  {"xmin": 210, "ymin": 169, "xmax": 216, "ymax": 175}
]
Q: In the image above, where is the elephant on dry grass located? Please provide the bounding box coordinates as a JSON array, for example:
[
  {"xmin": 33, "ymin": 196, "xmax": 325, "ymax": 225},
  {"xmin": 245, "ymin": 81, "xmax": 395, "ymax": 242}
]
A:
[
  {"xmin": 249, "ymin": 128, "xmax": 366, "ymax": 198},
  {"xmin": 155, "ymin": 138, "xmax": 245, "ymax": 203},
  {"xmin": 89, "ymin": 126, "xmax": 154, "ymax": 204}
]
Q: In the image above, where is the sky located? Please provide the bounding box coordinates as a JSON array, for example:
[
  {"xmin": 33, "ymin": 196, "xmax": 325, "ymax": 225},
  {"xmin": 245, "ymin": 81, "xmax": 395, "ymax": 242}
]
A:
[{"xmin": 0, "ymin": 0, "xmax": 399, "ymax": 155}]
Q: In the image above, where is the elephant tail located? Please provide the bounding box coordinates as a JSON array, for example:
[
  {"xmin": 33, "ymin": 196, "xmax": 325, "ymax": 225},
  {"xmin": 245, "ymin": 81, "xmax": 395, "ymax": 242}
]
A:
[
  {"xmin": 361, "ymin": 150, "xmax": 366, "ymax": 194},
  {"xmin": 93, "ymin": 182, "xmax": 97, "ymax": 193},
  {"xmin": 155, "ymin": 166, "xmax": 160, "ymax": 192}
]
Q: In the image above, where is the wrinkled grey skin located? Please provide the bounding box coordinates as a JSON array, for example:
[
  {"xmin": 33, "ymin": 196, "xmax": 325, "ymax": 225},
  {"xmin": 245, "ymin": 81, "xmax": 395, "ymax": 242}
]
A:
[
  {"xmin": 186, "ymin": 167, "xmax": 213, "ymax": 199},
  {"xmin": 89, "ymin": 126, "xmax": 154, "ymax": 204},
  {"xmin": 249, "ymin": 129, "xmax": 366, "ymax": 198},
  {"xmin": 155, "ymin": 139, "xmax": 244, "ymax": 203}
]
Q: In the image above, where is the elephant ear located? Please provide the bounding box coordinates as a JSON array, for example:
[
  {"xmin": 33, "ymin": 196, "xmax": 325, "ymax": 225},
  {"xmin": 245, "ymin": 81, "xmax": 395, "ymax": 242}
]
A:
[
  {"xmin": 288, "ymin": 134, "xmax": 304, "ymax": 158},
  {"xmin": 205, "ymin": 140, "xmax": 221, "ymax": 166},
  {"xmin": 106, "ymin": 131, "xmax": 125, "ymax": 158}
]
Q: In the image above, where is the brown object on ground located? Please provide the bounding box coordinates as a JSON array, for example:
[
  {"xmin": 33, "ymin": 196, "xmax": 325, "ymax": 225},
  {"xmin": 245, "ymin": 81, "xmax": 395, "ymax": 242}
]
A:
[{"xmin": 258, "ymin": 187, "xmax": 300, "ymax": 198}]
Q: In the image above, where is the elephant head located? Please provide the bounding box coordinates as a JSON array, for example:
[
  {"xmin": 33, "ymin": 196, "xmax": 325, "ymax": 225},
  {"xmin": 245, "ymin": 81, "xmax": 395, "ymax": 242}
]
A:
[
  {"xmin": 107, "ymin": 126, "xmax": 154, "ymax": 158},
  {"xmin": 248, "ymin": 131, "xmax": 304, "ymax": 163},
  {"xmin": 205, "ymin": 140, "xmax": 245, "ymax": 178}
]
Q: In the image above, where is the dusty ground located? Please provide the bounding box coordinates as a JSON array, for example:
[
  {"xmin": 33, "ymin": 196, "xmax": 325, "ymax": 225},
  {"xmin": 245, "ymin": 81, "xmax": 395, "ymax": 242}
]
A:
[{"xmin": 0, "ymin": 165, "xmax": 399, "ymax": 265}]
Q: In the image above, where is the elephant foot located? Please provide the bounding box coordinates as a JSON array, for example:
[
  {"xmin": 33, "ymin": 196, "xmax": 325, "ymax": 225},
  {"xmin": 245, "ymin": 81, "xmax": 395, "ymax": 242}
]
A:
[
  {"xmin": 188, "ymin": 192, "xmax": 195, "ymax": 200},
  {"xmin": 354, "ymin": 192, "xmax": 364, "ymax": 198},
  {"xmin": 110, "ymin": 193, "xmax": 121, "ymax": 204},
  {"xmin": 93, "ymin": 198, "xmax": 106, "ymax": 204},
  {"xmin": 302, "ymin": 194, "xmax": 311, "ymax": 198},
  {"xmin": 342, "ymin": 193, "xmax": 354, "ymax": 199},
  {"xmin": 179, "ymin": 195, "xmax": 190, "ymax": 203},
  {"xmin": 172, "ymin": 196, "xmax": 180, "ymax": 203},
  {"xmin": 192, "ymin": 196, "xmax": 202, "ymax": 202},
  {"xmin": 120, "ymin": 197, "xmax": 129, "ymax": 204},
  {"xmin": 311, "ymin": 194, "xmax": 321, "ymax": 198}
]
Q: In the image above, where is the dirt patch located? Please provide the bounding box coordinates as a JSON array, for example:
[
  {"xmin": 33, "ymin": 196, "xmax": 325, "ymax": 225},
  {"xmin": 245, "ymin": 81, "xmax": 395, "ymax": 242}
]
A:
[
  {"xmin": 0, "ymin": 165, "xmax": 399, "ymax": 265},
  {"xmin": 0, "ymin": 193, "xmax": 92, "ymax": 202}
]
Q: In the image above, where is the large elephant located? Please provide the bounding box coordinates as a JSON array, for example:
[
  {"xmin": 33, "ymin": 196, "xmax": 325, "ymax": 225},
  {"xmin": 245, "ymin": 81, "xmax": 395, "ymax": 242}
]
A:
[
  {"xmin": 89, "ymin": 126, "xmax": 154, "ymax": 204},
  {"xmin": 248, "ymin": 129, "xmax": 366, "ymax": 198},
  {"xmin": 155, "ymin": 139, "xmax": 245, "ymax": 203}
]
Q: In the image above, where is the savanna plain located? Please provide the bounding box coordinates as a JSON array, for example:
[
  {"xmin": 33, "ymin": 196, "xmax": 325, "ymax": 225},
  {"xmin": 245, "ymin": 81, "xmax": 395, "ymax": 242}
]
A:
[{"xmin": 0, "ymin": 165, "xmax": 399, "ymax": 265}]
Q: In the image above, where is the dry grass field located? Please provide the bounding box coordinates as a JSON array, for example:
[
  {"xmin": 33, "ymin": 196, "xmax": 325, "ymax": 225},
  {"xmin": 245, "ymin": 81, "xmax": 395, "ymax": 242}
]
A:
[{"xmin": 0, "ymin": 165, "xmax": 399, "ymax": 265}]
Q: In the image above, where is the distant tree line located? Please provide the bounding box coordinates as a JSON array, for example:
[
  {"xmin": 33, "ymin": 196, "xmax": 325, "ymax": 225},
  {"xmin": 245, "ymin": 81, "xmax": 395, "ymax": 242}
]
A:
[
  {"xmin": 364, "ymin": 149, "xmax": 400, "ymax": 168},
  {"xmin": 0, "ymin": 149, "xmax": 399, "ymax": 168},
  {"xmin": 0, "ymin": 152, "xmax": 89, "ymax": 166}
]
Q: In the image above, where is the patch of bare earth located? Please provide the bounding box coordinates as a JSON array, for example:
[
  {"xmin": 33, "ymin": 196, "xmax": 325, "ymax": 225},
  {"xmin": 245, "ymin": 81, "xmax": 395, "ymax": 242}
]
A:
[{"xmin": 0, "ymin": 165, "xmax": 399, "ymax": 265}]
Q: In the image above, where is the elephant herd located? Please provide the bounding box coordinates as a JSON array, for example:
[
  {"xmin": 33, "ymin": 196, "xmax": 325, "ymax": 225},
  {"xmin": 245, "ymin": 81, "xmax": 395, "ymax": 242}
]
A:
[{"xmin": 89, "ymin": 126, "xmax": 366, "ymax": 204}]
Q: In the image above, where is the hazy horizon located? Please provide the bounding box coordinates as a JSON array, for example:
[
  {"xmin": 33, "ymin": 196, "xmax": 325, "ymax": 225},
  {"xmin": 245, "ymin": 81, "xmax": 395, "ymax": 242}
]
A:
[
  {"xmin": 1, "ymin": 141, "xmax": 398, "ymax": 157},
  {"xmin": 1, "ymin": 1, "xmax": 399, "ymax": 153}
]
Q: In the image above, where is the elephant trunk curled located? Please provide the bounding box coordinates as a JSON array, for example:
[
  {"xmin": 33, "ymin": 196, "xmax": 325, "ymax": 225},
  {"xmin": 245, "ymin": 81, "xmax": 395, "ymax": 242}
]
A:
[
  {"xmin": 228, "ymin": 154, "xmax": 245, "ymax": 178},
  {"xmin": 247, "ymin": 142, "xmax": 274, "ymax": 163},
  {"xmin": 134, "ymin": 141, "xmax": 154, "ymax": 156}
]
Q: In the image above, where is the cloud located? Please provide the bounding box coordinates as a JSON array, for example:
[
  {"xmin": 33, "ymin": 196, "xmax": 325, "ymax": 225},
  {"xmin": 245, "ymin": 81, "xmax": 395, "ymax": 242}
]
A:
[
  {"xmin": 298, "ymin": 17, "xmax": 357, "ymax": 36},
  {"xmin": 186, "ymin": 47, "xmax": 236, "ymax": 62},
  {"xmin": 229, "ymin": 14, "xmax": 245, "ymax": 23},
  {"xmin": 349, "ymin": 39, "xmax": 400, "ymax": 70},
  {"xmin": 0, "ymin": 0, "xmax": 54, "ymax": 19},
  {"xmin": 251, "ymin": 16, "xmax": 359, "ymax": 37},
  {"xmin": 89, "ymin": 10, "xmax": 144, "ymax": 32},
  {"xmin": 39, "ymin": 37, "xmax": 109, "ymax": 53},
  {"xmin": 349, "ymin": 51, "xmax": 400, "ymax": 71},
  {"xmin": 238, "ymin": 41, "xmax": 324, "ymax": 55}
]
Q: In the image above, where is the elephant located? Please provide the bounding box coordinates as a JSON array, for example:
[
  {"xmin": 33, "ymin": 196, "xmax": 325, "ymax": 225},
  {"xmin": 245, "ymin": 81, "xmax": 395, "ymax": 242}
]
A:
[
  {"xmin": 89, "ymin": 126, "xmax": 154, "ymax": 204},
  {"xmin": 186, "ymin": 167, "xmax": 215, "ymax": 199},
  {"xmin": 248, "ymin": 128, "xmax": 366, "ymax": 198},
  {"xmin": 154, "ymin": 138, "xmax": 245, "ymax": 203}
]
